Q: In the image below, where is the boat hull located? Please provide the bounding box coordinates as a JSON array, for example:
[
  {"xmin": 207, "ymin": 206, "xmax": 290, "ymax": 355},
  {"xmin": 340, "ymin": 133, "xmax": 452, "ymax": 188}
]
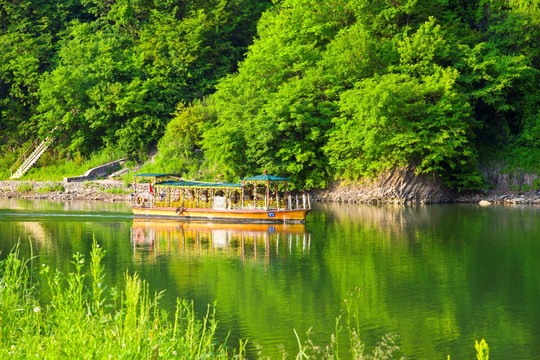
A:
[{"xmin": 131, "ymin": 206, "xmax": 309, "ymax": 223}]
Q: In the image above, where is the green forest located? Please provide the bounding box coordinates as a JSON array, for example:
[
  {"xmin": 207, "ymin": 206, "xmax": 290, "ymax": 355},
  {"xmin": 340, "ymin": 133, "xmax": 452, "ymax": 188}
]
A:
[{"xmin": 1, "ymin": 0, "xmax": 539, "ymax": 190}]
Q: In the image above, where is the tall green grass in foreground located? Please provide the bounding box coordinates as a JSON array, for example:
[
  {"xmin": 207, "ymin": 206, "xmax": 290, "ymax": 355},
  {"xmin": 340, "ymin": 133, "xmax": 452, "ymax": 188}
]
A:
[
  {"xmin": 0, "ymin": 240, "xmax": 244, "ymax": 359},
  {"xmin": 0, "ymin": 240, "xmax": 489, "ymax": 359}
]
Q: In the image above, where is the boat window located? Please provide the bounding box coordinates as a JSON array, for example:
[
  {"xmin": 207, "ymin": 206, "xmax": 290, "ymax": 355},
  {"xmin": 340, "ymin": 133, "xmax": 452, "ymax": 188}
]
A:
[
  {"xmin": 243, "ymin": 185, "xmax": 253, "ymax": 200},
  {"xmin": 255, "ymin": 185, "xmax": 266, "ymax": 200},
  {"xmin": 231, "ymin": 191, "xmax": 240, "ymax": 204}
]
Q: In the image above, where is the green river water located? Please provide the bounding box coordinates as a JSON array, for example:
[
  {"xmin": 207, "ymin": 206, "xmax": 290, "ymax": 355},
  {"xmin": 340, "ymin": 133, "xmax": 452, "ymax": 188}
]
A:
[{"xmin": 0, "ymin": 198, "xmax": 539, "ymax": 359}]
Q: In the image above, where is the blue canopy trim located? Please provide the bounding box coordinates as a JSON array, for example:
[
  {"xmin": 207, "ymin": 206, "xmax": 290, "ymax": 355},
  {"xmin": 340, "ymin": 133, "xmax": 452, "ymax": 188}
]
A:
[
  {"xmin": 242, "ymin": 174, "xmax": 289, "ymax": 181},
  {"xmin": 134, "ymin": 173, "xmax": 181, "ymax": 178},
  {"xmin": 155, "ymin": 180, "xmax": 242, "ymax": 188}
]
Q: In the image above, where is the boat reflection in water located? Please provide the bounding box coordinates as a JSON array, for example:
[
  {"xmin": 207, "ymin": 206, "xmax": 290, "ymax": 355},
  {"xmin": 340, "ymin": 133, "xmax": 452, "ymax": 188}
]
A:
[{"xmin": 130, "ymin": 219, "xmax": 310, "ymax": 263}]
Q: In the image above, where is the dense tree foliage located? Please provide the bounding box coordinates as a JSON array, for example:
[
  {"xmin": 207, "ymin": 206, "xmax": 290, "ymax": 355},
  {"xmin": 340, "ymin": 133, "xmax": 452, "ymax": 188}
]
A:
[
  {"xmin": 1, "ymin": 0, "xmax": 538, "ymax": 189},
  {"xmin": 199, "ymin": 0, "xmax": 539, "ymax": 189},
  {"xmin": 0, "ymin": 0, "xmax": 271, "ymax": 164}
]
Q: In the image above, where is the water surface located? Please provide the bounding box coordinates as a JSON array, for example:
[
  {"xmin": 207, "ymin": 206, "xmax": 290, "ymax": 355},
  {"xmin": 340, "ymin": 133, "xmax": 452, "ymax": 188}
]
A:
[{"xmin": 0, "ymin": 198, "xmax": 539, "ymax": 359}]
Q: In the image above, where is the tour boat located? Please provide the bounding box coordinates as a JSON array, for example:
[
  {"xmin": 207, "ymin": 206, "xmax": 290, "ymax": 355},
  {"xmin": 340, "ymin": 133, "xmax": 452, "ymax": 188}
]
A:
[{"xmin": 131, "ymin": 172, "xmax": 310, "ymax": 223}]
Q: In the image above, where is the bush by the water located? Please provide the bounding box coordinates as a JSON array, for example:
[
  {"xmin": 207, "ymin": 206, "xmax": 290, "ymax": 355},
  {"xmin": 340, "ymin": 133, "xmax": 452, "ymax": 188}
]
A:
[
  {"xmin": 15, "ymin": 183, "xmax": 33, "ymax": 192},
  {"xmin": 37, "ymin": 183, "xmax": 65, "ymax": 193}
]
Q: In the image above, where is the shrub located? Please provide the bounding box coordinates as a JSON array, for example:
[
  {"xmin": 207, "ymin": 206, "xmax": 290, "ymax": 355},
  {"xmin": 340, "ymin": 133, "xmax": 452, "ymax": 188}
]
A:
[
  {"xmin": 103, "ymin": 187, "xmax": 131, "ymax": 195},
  {"xmin": 15, "ymin": 183, "xmax": 33, "ymax": 192},
  {"xmin": 37, "ymin": 183, "xmax": 65, "ymax": 193},
  {"xmin": 122, "ymin": 171, "xmax": 133, "ymax": 188}
]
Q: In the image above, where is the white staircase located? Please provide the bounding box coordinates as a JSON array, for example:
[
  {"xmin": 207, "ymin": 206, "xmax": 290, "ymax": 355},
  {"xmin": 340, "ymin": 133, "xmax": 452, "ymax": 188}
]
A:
[{"xmin": 10, "ymin": 137, "xmax": 55, "ymax": 179}]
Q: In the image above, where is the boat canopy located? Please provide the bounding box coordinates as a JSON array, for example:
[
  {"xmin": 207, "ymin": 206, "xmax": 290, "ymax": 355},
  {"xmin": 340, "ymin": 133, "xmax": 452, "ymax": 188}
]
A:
[
  {"xmin": 134, "ymin": 173, "xmax": 181, "ymax": 178},
  {"xmin": 135, "ymin": 172, "xmax": 289, "ymax": 187},
  {"xmin": 242, "ymin": 174, "xmax": 289, "ymax": 182},
  {"xmin": 155, "ymin": 180, "xmax": 242, "ymax": 188}
]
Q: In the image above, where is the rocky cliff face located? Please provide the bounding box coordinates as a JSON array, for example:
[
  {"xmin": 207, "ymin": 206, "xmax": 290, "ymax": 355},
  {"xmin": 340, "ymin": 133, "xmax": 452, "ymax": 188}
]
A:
[
  {"xmin": 480, "ymin": 162, "xmax": 539, "ymax": 192},
  {"xmin": 313, "ymin": 166, "xmax": 540, "ymax": 204},
  {"xmin": 313, "ymin": 167, "xmax": 455, "ymax": 204}
]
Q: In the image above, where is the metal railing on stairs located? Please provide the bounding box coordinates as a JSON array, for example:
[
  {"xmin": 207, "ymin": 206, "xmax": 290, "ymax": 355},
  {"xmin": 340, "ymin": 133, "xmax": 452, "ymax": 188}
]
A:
[{"xmin": 10, "ymin": 137, "xmax": 55, "ymax": 179}]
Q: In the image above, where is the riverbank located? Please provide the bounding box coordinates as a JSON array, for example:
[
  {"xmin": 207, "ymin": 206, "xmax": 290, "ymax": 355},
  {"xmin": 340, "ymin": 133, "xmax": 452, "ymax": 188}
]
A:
[
  {"xmin": 1, "ymin": 178, "xmax": 539, "ymax": 205},
  {"xmin": 0, "ymin": 180, "xmax": 135, "ymax": 202}
]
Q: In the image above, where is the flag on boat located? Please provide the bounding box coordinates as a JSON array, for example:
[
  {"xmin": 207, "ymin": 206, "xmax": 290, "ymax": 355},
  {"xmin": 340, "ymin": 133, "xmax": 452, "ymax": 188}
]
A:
[{"xmin": 149, "ymin": 182, "xmax": 153, "ymax": 195}]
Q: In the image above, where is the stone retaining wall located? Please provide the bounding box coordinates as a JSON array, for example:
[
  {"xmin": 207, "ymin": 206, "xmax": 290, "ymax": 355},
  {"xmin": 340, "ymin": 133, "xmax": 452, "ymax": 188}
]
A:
[
  {"xmin": 0, "ymin": 180, "xmax": 145, "ymax": 201},
  {"xmin": 63, "ymin": 159, "xmax": 126, "ymax": 183}
]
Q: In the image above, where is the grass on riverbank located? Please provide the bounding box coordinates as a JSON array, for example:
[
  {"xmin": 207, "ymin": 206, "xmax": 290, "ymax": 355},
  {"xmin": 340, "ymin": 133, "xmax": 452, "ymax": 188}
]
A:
[
  {"xmin": 15, "ymin": 182, "xmax": 33, "ymax": 192},
  {"xmin": 37, "ymin": 183, "xmax": 65, "ymax": 193},
  {"xmin": 0, "ymin": 240, "xmax": 244, "ymax": 359},
  {"xmin": 103, "ymin": 187, "xmax": 132, "ymax": 195}
]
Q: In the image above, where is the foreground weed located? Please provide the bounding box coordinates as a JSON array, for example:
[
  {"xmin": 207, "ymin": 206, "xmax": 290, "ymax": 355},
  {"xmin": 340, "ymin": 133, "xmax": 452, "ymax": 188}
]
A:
[
  {"xmin": 0, "ymin": 240, "xmax": 245, "ymax": 359},
  {"xmin": 293, "ymin": 288, "xmax": 489, "ymax": 360},
  {"xmin": 475, "ymin": 339, "xmax": 489, "ymax": 360},
  {"xmin": 0, "ymin": 245, "xmax": 39, "ymax": 346},
  {"xmin": 446, "ymin": 339, "xmax": 489, "ymax": 360},
  {"xmin": 293, "ymin": 288, "xmax": 404, "ymax": 360}
]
